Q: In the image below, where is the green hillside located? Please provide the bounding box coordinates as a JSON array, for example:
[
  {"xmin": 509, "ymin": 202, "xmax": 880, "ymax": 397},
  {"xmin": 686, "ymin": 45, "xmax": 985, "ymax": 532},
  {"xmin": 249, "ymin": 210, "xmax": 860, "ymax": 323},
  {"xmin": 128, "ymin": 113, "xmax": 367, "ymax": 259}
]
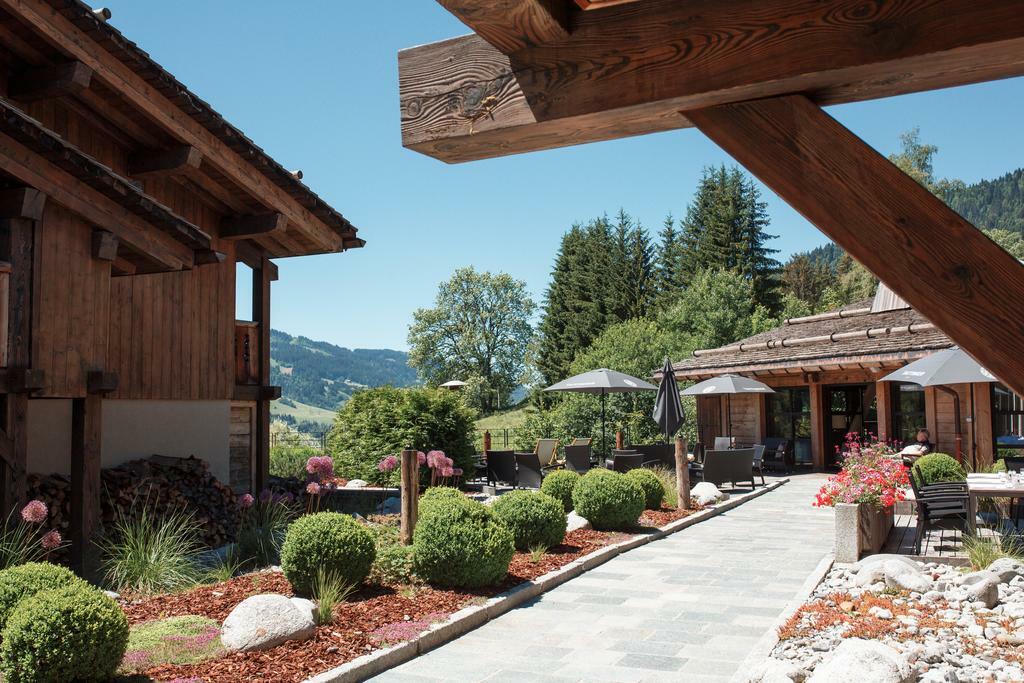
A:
[{"xmin": 946, "ymin": 168, "xmax": 1024, "ymax": 233}]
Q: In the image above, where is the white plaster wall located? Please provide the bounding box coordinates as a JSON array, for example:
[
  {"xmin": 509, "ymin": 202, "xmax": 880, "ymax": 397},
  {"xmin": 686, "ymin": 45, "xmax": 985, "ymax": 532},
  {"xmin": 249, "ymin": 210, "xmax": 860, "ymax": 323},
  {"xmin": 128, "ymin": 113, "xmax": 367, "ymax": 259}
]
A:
[{"xmin": 26, "ymin": 399, "xmax": 231, "ymax": 483}]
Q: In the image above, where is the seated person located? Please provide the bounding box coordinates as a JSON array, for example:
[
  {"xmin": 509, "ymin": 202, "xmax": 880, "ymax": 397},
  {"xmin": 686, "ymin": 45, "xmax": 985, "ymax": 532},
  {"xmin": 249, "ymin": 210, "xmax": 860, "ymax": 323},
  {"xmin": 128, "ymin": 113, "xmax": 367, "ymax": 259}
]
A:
[{"xmin": 900, "ymin": 428, "xmax": 934, "ymax": 464}]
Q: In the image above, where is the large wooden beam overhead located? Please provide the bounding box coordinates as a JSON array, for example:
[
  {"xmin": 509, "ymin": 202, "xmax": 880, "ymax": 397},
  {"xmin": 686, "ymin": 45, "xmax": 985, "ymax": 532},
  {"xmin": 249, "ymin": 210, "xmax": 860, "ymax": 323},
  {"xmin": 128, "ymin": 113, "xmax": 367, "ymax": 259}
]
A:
[
  {"xmin": 401, "ymin": 0, "xmax": 1024, "ymax": 162},
  {"xmin": 438, "ymin": 0, "xmax": 570, "ymax": 54},
  {"xmin": 0, "ymin": 0, "xmax": 350, "ymax": 252},
  {"xmin": 687, "ymin": 95, "xmax": 1024, "ymax": 398},
  {"xmin": 8, "ymin": 60, "xmax": 92, "ymax": 101},
  {"xmin": 128, "ymin": 145, "xmax": 202, "ymax": 179}
]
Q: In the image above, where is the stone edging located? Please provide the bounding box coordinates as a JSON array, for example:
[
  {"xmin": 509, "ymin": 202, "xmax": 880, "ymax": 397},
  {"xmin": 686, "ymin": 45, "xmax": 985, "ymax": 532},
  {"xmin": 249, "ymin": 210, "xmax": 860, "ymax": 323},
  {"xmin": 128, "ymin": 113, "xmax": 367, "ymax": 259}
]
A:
[
  {"xmin": 729, "ymin": 553, "xmax": 835, "ymax": 683},
  {"xmin": 305, "ymin": 478, "xmax": 790, "ymax": 683}
]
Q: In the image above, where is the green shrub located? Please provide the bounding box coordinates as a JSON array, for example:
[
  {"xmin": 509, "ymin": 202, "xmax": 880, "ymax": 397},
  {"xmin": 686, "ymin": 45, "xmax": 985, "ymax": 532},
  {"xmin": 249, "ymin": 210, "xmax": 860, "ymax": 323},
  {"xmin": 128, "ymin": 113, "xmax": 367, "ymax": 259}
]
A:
[
  {"xmin": 280, "ymin": 512, "xmax": 375, "ymax": 596},
  {"xmin": 418, "ymin": 486, "xmax": 466, "ymax": 513},
  {"xmin": 413, "ymin": 495, "xmax": 513, "ymax": 587},
  {"xmin": 0, "ymin": 585, "xmax": 128, "ymax": 683},
  {"xmin": 270, "ymin": 443, "xmax": 321, "ymax": 480},
  {"xmin": 491, "ymin": 491, "xmax": 567, "ymax": 551},
  {"xmin": 540, "ymin": 470, "xmax": 580, "ymax": 512},
  {"xmin": 97, "ymin": 503, "xmax": 202, "ymax": 594},
  {"xmin": 328, "ymin": 386, "xmax": 478, "ymax": 486},
  {"xmin": 914, "ymin": 453, "xmax": 966, "ymax": 486},
  {"xmin": 624, "ymin": 468, "xmax": 665, "ymax": 509},
  {"xmin": 571, "ymin": 469, "xmax": 644, "ymax": 531},
  {"xmin": 366, "ymin": 525, "xmax": 415, "ymax": 586},
  {"xmin": 0, "ymin": 562, "xmax": 87, "ymax": 631}
]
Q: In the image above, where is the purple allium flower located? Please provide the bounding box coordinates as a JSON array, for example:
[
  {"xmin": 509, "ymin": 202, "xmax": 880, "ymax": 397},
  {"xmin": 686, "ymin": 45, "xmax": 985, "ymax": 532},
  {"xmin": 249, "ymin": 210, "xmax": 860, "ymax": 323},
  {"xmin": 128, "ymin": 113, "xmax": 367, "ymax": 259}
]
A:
[
  {"xmin": 258, "ymin": 489, "xmax": 273, "ymax": 504},
  {"xmin": 440, "ymin": 466, "xmax": 454, "ymax": 478},
  {"xmin": 41, "ymin": 529, "xmax": 61, "ymax": 551},
  {"xmin": 238, "ymin": 493, "xmax": 254, "ymax": 509},
  {"xmin": 306, "ymin": 482, "xmax": 321, "ymax": 496},
  {"xmin": 281, "ymin": 492, "xmax": 295, "ymax": 504},
  {"xmin": 305, "ymin": 455, "xmax": 335, "ymax": 479},
  {"xmin": 20, "ymin": 500, "xmax": 47, "ymax": 524},
  {"xmin": 416, "ymin": 451, "xmax": 426, "ymax": 466},
  {"xmin": 426, "ymin": 450, "xmax": 446, "ymax": 469},
  {"xmin": 453, "ymin": 468, "xmax": 463, "ymax": 477},
  {"xmin": 378, "ymin": 455, "xmax": 399, "ymax": 472}
]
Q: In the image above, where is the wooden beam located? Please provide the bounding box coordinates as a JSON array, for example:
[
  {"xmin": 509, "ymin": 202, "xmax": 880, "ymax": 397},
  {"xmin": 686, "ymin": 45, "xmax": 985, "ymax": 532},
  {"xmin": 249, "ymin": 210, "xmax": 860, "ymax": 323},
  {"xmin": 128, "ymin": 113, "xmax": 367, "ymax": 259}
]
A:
[
  {"xmin": 252, "ymin": 256, "xmax": 272, "ymax": 493},
  {"xmin": 71, "ymin": 393, "xmax": 101, "ymax": 577},
  {"xmin": 128, "ymin": 145, "xmax": 202, "ymax": 179},
  {"xmin": 91, "ymin": 229, "xmax": 118, "ymax": 261},
  {"xmin": 0, "ymin": 188, "xmax": 46, "ymax": 221},
  {"xmin": 1, "ymin": 0, "xmax": 349, "ymax": 252},
  {"xmin": 402, "ymin": 0, "xmax": 1024, "ymax": 162},
  {"xmin": 86, "ymin": 370, "xmax": 118, "ymax": 395},
  {"xmin": 574, "ymin": 0, "xmax": 637, "ymax": 8},
  {"xmin": 438, "ymin": 0, "xmax": 570, "ymax": 53},
  {"xmin": 232, "ymin": 384, "xmax": 282, "ymax": 402},
  {"xmin": 234, "ymin": 240, "xmax": 278, "ymax": 280},
  {"xmin": 876, "ymin": 380, "xmax": 892, "ymax": 444},
  {"xmin": 193, "ymin": 249, "xmax": 227, "ymax": 266},
  {"xmin": 9, "ymin": 60, "xmax": 92, "ymax": 102},
  {"xmin": 687, "ymin": 95, "xmax": 1024, "ymax": 399},
  {"xmin": 219, "ymin": 213, "xmax": 287, "ymax": 240},
  {"xmin": 110, "ymin": 256, "xmax": 136, "ymax": 277}
]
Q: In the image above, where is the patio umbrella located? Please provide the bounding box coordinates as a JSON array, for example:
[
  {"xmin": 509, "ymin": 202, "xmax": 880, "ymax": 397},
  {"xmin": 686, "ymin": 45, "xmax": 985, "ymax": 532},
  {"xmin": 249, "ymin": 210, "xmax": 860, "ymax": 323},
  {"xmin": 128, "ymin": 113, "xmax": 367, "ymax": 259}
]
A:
[
  {"xmin": 681, "ymin": 374, "xmax": 774, "ymax": 441},
  {"xmin": 652, "ymin": 357, "xmax": 685, "ymax": 441},
  {"xmin": 544, "ymin": 368, "xmax": 657, "ymax": 456},
  {"xmin": 881, "ymin": 347, "xmax": 998, "ymax": 466}
]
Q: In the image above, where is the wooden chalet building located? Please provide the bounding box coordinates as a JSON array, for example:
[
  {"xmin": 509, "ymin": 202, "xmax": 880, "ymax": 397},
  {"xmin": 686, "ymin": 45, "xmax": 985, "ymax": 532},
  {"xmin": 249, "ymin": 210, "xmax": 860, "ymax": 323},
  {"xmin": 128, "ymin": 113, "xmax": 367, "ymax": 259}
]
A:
[
  {"xmin": 671, "ymin": 287, "xmax": 1022, "ymax": 471},
  {"xmin": 0, "ymin": 1, "xmax": 362, "ymax": 567}
]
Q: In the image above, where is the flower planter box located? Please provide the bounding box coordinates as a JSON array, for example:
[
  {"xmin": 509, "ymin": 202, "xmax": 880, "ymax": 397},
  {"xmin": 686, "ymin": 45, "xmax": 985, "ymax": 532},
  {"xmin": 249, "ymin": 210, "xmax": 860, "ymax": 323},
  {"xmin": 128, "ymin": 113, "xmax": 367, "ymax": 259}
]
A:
[{"xmin": 834, "ymin": 502, "xmax": 894, "ymax": 563}]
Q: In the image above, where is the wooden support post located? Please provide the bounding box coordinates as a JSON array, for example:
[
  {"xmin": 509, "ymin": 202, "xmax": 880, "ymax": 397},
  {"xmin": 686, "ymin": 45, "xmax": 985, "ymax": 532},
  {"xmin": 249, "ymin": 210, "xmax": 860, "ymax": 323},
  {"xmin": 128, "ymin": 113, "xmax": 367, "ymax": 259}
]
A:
[
  {"xmin": 71, "ymin": 393, "xmax": 101, "ymax": 578},
  {"xmin": 251, "ymin": 254, "xmax": 272, "ymax": 494},
  {"xmin": 688, "ymin": 95, "xmax": 1024, "ymax": 398},
  {"xmin": 675, "ymin": 436, "xmax": 689, "ymax": 512},
  {"xmin": 615, "ymin": 430, "xmax": 624, "ymax": 450},
  {"xmin": 808, "ymin": 381, "xmax": 826, "ymax": 470},
  {"xmin": 483, "ymin": 430, "xmax": 491, "ymax": 453},
  {"xmin": 876, "ymin": 380, "xmax": 892, "ymax": 444},
  {"xmin": 974, "ymin": 383, "xmax": 994, "ymax": 468},
  {"xmin": 400, "ymin": 448, "xmax": 418, "ymax": 546}
]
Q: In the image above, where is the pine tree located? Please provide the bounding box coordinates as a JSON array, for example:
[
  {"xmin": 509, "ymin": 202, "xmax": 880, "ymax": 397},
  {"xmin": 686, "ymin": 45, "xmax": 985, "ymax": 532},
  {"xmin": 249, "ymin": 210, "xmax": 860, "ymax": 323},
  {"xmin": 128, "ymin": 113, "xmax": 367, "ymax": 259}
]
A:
[{"xmin": 655, "ymin": 214, "xmax": 682, "ymax": 306}]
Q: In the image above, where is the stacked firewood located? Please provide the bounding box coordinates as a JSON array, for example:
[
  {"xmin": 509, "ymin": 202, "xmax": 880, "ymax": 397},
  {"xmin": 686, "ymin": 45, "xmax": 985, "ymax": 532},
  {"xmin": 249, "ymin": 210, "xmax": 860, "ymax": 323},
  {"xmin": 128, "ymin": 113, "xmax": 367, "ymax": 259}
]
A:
[{"xmin": 27, "ymin": 455, "xmax": 239, "ymax": 550}]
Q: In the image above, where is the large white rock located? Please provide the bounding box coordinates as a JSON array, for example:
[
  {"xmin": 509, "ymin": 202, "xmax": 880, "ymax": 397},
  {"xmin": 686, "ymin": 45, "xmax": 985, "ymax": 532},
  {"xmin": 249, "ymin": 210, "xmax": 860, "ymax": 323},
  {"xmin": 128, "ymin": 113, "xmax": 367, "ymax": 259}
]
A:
[
  {"xmin": 746, "ymin": 657, "xmax": 803, "ymax": 682},
  {"xmin": 989, "ymin": 557, "xmax": 1024, "ymax": 584},
  {"xmin": 221, "ymin": 593, "xmax": 317, "ymax": 651},
  {"xmin": 964, "ymin": 572, "xmax": 1001, "ymax": 609},
  {"xmin": 691, "ymin": 482, "xmax": 727, "ymax": 506},
  {"xmin": 854, "ymin": 554, "xmax": 922, "ymax": 572},
  {"xmin": 807, "ymin": 638, "xmax": 912, "ymax": 683},
  {"xmin": 854, "ymin": 558, "xmax": 930, "ymax": 592},
  {"xmin": 566, "ymin": 510, "xmax": 592, "ymax": 532},
  {"xmin": 345, "ymin": 479, "xmax": 369, "ymax": 488}
]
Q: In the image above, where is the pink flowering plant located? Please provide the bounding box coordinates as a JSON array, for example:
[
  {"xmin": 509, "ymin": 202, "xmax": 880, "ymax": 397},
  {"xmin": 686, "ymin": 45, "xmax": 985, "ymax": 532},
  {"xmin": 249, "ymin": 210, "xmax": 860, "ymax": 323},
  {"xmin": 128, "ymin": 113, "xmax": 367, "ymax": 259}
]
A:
[
  {"xmin": 814, "ymin": 433, "xmax": 909, "ymax": 509},
  {"xmin": 0, "ymin": 499, "xmax": 66, "ymax": 568},
  {"xmin": 375, "ymin": 448, "xmax": 465, "ymax": 490}
]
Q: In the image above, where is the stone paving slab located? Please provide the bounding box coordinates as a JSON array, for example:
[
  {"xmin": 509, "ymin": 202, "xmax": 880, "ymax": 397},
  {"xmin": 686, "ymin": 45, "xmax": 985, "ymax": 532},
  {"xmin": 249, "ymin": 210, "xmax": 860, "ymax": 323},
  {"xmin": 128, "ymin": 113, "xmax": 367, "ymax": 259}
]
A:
[{"xmin": 369, "ymin": 475, "xmax": 833, "ymax": 683}]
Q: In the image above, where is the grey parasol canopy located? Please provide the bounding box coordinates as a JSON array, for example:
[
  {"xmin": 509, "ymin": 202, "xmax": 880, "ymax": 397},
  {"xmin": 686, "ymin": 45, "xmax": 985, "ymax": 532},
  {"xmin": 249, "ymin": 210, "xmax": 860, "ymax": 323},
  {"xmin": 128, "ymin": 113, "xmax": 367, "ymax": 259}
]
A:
[
  {"xmin": 653, "ymin": 358, "xmax": 685, "ymax": 440},
  {"xmin": 880, "ymin": 347, "xmax": 997, "ymax": 386},
  {"xmin": 681, "ymin": 374, "xmax": 774, "ymax": 440},
  {"xmin": 545, "ymin": 369, "xmax": 657, "ymax": 455}
]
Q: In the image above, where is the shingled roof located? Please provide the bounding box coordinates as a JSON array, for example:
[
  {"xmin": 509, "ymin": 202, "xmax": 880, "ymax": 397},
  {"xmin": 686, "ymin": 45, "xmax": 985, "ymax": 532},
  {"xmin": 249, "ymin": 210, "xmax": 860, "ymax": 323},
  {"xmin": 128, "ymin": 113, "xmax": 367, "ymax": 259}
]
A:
[{"xmin": 671, "ymin": 299, "xmax": 954, "ymax": 379}]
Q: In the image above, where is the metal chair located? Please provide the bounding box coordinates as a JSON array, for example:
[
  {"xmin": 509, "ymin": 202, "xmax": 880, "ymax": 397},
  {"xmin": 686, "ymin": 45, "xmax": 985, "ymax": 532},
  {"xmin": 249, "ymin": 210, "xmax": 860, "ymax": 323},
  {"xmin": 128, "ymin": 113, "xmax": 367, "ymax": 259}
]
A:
[
  {"xmin": 909, "ymin": 463, "xmax": 970, "ymax": 555},
  {"xmin": 610, "ymin": 453, "xmax": 644, "ymax": 473},
  {"xmin": 752, "ymin": 444, "xmax": 767, "ymax": 486},
  {"xmin": 1003, "ymin": 456, "xmax": 1024, "ymax": 472},
  {"xmin": 514, "ymin": 452, "xmax": 545, "ymax": 489},
  {"xmin": 699, "ymin": 449, "xmax": 755, "ymax": 489},
  {"xmin": 635, "ymin": 443, "xmax": 674, "ymax": 469},
  {"xmin": 487, "ymin": 450, "xmax": 518, "ymax": 487},
  {"xmin": 714, "ymin": 436, "xmax": 733, "ymax": 451},
  {"xmin": 564, "ymin": 445, "xmax": 593, "ymax": 474}
]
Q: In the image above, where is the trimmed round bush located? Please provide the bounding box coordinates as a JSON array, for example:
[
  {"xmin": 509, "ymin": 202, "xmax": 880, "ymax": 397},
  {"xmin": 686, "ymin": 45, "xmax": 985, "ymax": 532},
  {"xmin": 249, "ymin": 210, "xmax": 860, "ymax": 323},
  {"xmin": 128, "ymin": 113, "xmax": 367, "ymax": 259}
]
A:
[
  {"xmin": 418, "ymin": 486, "xmax": 466, "ymax": 514},
  {"xmin": 280, "ymin": 512, "xmax": 376, "ymax": 596},
  {"xmin": 915, "ymin": 453, "xmax": 966, "ymax": 486},
  {"xmin": 571, "ymin": 469, "xmax": 645, "ymax": 531},
  {"xmin": 413, "ymin": 494, "xmax": 514, "ymax": 588},
  {"xmin": 492, "ymin": 491, "xmax": 567, "ymax": 550},
  {"xmin": 0, "ymin": 585, "xmax": 128, "ymax": 683},
  {"xmin": 625, "ymin": 468, "xmax": 665, "ymax": 510},
  {"xmin": 0, "ymin": 562, "xmax": 87, "ymax": 631},
  {"xmin": 541, "ymin": 470, "xmax": 581, "ymax": 512}
]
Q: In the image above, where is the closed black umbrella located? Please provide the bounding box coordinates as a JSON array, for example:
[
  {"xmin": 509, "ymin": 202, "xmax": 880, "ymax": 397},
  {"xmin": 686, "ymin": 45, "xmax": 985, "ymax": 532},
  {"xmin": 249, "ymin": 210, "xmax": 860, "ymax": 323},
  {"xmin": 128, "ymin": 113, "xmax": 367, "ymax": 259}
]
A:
[{"xmin": 653, "ymin": 357, "xmax": 685, "ymax": 440}]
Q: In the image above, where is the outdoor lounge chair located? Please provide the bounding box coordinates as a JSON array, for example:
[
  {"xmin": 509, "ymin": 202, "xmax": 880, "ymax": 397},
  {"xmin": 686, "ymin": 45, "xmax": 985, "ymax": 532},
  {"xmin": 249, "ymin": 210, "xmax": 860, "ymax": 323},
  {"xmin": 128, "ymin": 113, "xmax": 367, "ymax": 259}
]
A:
[
  {"xmin": 570, "ymin": 437, "xmax": 593, "ymax": 447},
  {"xmin": 752, "ymin": 444, "xmax": 767, "ymax": 487},
  {"xmin": 534, "ymin": 438, "xmax": 560, "ymax": 467},
  {"xmin": 564, "ymin": 444, "xmax": 593, "ymax": 473},
  {"xmin": 1003, "ymin": 456, "xmax": 1024, "ymax": 472},
  {"xmin": 635, "ymin": 443, "xmax": 674, "ymax": 469},
  {"xmin": 714, "ymin": 436, "xmax": 733, "ymax": 451},
  {"xmin": 487, "ymin": 450, "xmax": 518, "ymax": 487},
  {"xmin": 762, "ymin": 437, "xmax": 790, "ymax": 473},
  {"xmin": 610, "ymin": 452, "xmax": 644, "ymax": 473},
  {"xmin": 514, "ymin": 452, "xmax": 545, "ymax": 489},
  {"xmin": 909, "ymin": 463, "xmax": 971, "ymax": 555},
  {"xmin": 699, "ymin": 449, "xmax": 755, "ymax": 489}
]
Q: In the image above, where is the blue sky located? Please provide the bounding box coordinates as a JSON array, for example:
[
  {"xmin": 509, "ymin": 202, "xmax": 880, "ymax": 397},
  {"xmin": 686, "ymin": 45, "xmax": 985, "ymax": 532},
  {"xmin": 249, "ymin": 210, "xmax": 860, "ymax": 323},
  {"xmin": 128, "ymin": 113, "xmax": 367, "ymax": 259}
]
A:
[{"xmin": 104, "ymin": 1, "xmax": 1024, "ymax": 351}]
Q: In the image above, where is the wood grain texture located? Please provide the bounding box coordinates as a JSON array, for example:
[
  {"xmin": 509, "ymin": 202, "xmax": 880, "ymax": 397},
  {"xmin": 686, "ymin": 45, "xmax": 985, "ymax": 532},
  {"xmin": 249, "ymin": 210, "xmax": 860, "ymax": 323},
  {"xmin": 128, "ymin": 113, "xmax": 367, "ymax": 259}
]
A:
[
  {"xmin": 688, "ymin": 95, "xmax": 1024, "ymax": 399},
  {"xmin": 401, "ymin": 0, "xmax": 1024, "ymax": 162},
  {"xmin": 438, "ymin": 0, "xmax": 570, "ymax": 53},
  {"xmin": 70, "ymin": 393, "xmax": 101, "ymax": 576}
]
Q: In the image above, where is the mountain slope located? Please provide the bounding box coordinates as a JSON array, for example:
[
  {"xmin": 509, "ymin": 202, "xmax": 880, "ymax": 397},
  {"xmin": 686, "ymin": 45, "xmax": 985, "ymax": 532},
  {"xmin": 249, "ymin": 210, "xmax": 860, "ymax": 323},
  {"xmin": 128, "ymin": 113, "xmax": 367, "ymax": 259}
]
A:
[
  {"xmin": 270, "ymin": 329, "xmax": 417, "ymax": 424},
  {"xmin": 946, "ymin": 168, "xmax": 1024, "ymax": 234}
]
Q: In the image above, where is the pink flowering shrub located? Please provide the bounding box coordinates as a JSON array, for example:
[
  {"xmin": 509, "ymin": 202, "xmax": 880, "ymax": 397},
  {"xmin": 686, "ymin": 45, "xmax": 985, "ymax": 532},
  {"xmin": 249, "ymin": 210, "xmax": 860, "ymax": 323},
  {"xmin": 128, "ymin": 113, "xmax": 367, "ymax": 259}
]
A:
[
  {"xmin": 814, "ymin": 434, "xmax": 909, "ymax": 509},
  {"xmin": 305, "ymin": 455, "xmax": 335, "ymax": 480},
  {"xmin": 0, "ymin": 500, "xmax": 64, "ymax": 567},
  {"xmin": 377, "ymin": 455, "xmax": 399, "ymax": 472}
]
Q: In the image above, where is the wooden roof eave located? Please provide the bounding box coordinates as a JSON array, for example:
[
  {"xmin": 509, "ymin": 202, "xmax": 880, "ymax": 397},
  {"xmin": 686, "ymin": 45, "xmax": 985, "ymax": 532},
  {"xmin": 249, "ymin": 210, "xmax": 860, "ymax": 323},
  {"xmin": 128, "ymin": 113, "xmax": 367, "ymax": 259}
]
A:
[
  {"xmin": 668, "ymin": 350, "xmax": 946, "ymax": 382},
  {"xmin": 0, "ymin": 95, "xmax": 212, "ymax": 263}
]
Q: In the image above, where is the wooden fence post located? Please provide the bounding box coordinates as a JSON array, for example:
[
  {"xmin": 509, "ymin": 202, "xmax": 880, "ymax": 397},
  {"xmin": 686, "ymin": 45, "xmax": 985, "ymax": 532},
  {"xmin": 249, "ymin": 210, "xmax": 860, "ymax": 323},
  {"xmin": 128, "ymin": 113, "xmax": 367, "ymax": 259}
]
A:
[
  {"xmin": 400, "ymin": 448, "xmax": 417, "ymax": 546},
  {"xmin": 483, "ymin": 430, "xmax": 491, "ymax": 453},
  {"xmin": 675, "ymin": 436, "xmax": 690, "ymax": 511},
  {"xmin": 615, "ymin": 431, "xmax": 624, "ymax": 450}
]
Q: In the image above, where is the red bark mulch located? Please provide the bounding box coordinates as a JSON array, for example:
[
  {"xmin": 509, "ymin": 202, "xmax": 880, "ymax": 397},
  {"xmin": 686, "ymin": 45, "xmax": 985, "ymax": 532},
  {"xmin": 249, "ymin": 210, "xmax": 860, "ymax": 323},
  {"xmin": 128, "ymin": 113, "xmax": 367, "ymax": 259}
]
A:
[
  {"xmin": 121, "ymin": 570, "xmax": 295, "ymax": 625},
  {"xmin": 506, "ymin": 528, "xmax": 613, "ymax": 582},
  {"xmin": 639, "ymin": 504, "xmax": 695, "ymax": 527}
]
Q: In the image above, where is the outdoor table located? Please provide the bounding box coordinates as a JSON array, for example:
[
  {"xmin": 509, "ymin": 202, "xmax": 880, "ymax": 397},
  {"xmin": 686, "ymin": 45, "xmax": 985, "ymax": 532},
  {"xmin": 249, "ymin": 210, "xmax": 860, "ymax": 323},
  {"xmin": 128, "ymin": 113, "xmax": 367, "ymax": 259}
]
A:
[{"xmin": 966, "ymin": 473, "xmax": 1024, "ymax": 534}]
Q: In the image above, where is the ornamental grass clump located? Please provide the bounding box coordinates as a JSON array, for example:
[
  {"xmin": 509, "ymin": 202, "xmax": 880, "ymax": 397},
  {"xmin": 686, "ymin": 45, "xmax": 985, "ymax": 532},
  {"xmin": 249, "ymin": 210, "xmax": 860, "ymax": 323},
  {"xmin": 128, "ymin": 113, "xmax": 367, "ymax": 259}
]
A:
[
  {"xmin": 571, "ymin": 469, "xmax": 644, "ymax": 531},
  {"xmin": 540, "ymin": 470, "xmax": 580, "ymax": 512},
  {"xmin": 413, "ymin": 493, "xmax": 514, "ymax": 588},
  {"xmin": 0, "ymin": 561, "xmax": 88, "ymax": 631},
  {"xmin": 624, "ymin": 468, "xmax": 665, "ymax": 509},
  {"xmin": 0, "ymin": 585, "xmax": 128, "ymax": 683},
  {"xmin": 491, "ymin": 491, "xmax": 567, "ymax": 551},
  {"xmin": 280, "ymin": 512, "xmax": 375, "ymax": 596},
  {"xmin": 813, "ymin": 435, "xmax": 909, "ymax": 510},
  {"xmin": 0, "ymin": 501, "xmax": 65, "ymax": 570},
  {"xmin": 914, "ymin": 453, "xmax": 966, "ymax": 486}
]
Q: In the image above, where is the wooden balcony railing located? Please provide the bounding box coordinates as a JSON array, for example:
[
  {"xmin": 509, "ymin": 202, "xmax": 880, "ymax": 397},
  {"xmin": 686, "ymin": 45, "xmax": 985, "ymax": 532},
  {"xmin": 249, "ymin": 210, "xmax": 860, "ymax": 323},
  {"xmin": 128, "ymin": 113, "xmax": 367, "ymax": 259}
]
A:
[{"xmin": 234, "ymin": 321, "xmax": 259, "ymax": 385}]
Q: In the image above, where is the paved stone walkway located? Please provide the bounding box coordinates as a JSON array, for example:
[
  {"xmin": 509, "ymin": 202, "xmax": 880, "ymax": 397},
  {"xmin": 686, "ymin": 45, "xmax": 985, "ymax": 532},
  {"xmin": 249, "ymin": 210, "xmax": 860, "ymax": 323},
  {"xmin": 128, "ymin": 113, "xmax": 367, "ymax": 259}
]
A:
[{"xmin": 370, "ymin": 474, "xmax": 833, "ymax": 683}]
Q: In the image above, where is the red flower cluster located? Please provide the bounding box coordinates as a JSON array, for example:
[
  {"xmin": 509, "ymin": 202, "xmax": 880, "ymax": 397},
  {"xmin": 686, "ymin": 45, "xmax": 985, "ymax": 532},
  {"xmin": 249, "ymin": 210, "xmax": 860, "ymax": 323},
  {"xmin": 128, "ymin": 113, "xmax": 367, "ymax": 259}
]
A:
[{"xmin": 814, "ymin": 433, "xmax": 909, "ymax": 509}]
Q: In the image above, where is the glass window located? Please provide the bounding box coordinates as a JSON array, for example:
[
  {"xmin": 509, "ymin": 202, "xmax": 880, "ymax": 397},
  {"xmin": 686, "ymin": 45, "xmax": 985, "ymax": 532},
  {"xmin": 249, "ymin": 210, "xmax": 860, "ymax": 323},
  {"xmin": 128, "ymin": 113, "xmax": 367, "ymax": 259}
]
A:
[
  {"xmin": 994, "ymin": 383, "xmax": 1024, "ymax": 456},
  {"xmin": 892, "ymin": 383, "xmax": 926, "ymax": 445},
  {"xmin": 767, "ymin": 387, "xmax": 812, "ymax": 464}
]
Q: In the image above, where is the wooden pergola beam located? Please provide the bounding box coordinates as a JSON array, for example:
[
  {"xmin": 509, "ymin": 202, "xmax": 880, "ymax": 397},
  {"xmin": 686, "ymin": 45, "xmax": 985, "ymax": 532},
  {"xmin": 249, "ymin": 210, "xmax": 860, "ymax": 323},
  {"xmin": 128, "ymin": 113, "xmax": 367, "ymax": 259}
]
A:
[
  {"xmin": 401, "ymin": 0, "xmax": 1024, "ymax": 162},
  {"xmin": 9, "ymin": 60, "xmax": 92, "ymax": 102},
  {"xmin": 687, "ymin": 95, "xmax": 1024, "ymax": 398},
  {"xmin": 219, "ymin": 213, "xmax": 287, "ymax": 240},
  {"xmin": 128, "ymin": 145, "xmax": 202, "ymax": 179},
  {"xmin": 438, "ymin": 0, "xmax": 570, "ymax": 53}
]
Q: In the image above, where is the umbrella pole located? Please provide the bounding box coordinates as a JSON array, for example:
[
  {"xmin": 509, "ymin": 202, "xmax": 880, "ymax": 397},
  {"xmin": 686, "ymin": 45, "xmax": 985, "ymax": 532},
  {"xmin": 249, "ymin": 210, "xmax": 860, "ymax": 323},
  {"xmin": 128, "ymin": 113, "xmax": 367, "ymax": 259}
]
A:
[
  {"xmin": 727, "ymin": 395, "xmax": 733, "ymax": 441},
  {"xmin": 601, "ymin": 391, "xmax": 607, "ymax": 458},
  {"xmin": 970, "ymin": 384, "xmax": 976, "ymax": 471}
]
